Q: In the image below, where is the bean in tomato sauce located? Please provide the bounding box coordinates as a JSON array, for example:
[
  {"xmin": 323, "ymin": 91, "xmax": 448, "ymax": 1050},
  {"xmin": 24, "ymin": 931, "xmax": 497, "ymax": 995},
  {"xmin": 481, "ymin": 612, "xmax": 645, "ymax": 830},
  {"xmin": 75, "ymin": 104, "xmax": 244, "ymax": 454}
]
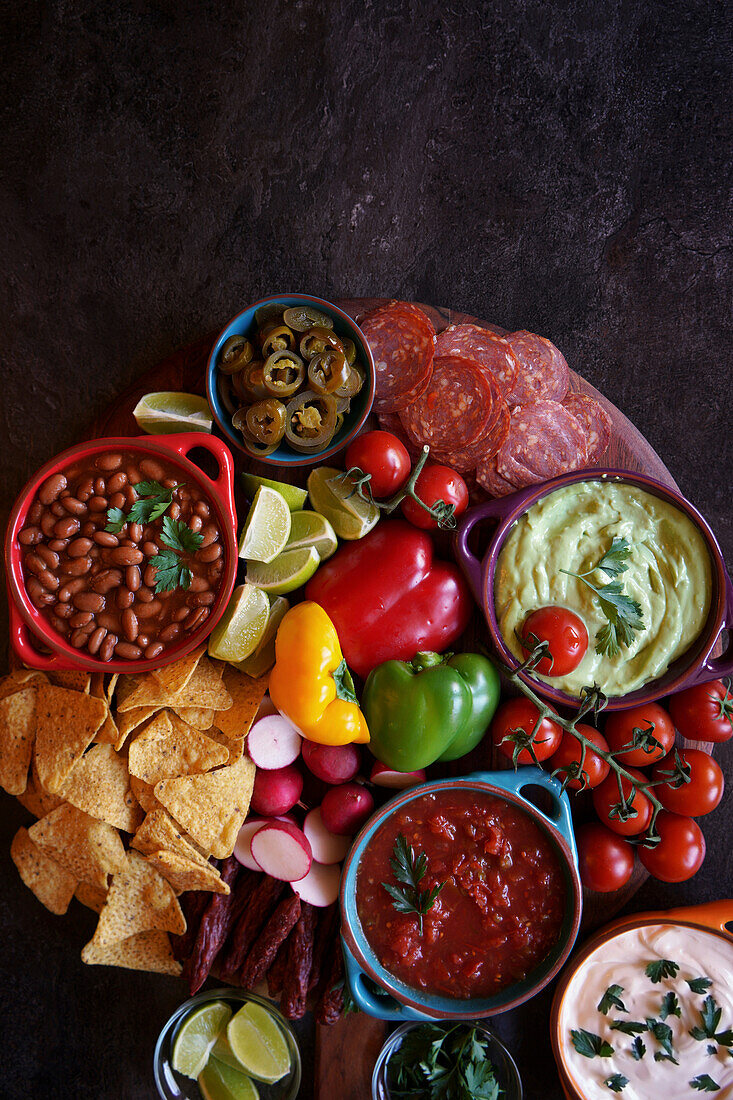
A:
[{"xmin": 356, "ymin": 789, "xmax": 565, "ymax": 1000}]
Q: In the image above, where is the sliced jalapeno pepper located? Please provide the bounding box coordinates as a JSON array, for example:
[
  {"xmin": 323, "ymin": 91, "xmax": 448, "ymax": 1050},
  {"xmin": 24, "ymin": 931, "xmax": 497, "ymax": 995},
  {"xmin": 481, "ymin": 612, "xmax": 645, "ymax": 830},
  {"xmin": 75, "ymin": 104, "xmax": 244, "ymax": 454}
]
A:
[
  {"xmin": 233, "ymin": 360, "xmax": 268, "ymax": 402},
  {"xmin": 218, "ymin": 374, "xmax": 237, "ymax": 416},
  {"xmin": 335, "ymin": 394, "xmax": 351, "ymax": 414},
  {"xmin": 262, "ymin": 350, "xmax": 306, "ymax": 397},
  {"xmin": 282, "ymin": 305, "xmax": 334, "ymax": 332},
  {"xmin": 307, "ymin": 349, "xmax": 350, "ymax": 395},
  {"xmin": 254, "ymin": 303, "xmax": 285, "ymax": 327},
  {"xmin": 219, "ymin": 334, "xmax": 254, "ymax": 375},
  {"xmin": 284, "ymin": 390, "xmax": 338, "ymax": 449},
  {"xmin": 242, "ymin": 398, "xmax": 287, "ymax": 445},
  {"xmin": 340, "ymin": 336, "xmax": 356, "ymax": 366},
  {"xmin": 299, "ymin": 327, "xmax": 344, "ymax": 360},
  {"xmin": 232, "ymin": 408, "xmax": 279, "ymax": 457},
  {"xmin": 335, "ymin": 362, "xmax": 364, "ymax": 398},
  {"xmin": 261, "ymin": 325, "xmax": 296, "ymax": 358}
]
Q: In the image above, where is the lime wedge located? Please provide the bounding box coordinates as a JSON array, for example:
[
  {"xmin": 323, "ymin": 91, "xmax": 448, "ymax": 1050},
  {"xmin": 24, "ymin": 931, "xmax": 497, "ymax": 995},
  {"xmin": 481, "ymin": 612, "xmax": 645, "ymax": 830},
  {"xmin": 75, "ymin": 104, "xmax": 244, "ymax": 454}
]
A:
[
  {"xmin": 133, "ymin": 391, "xmax": 213, "ymax": 435},
  {"xmin": 234, "ymin": 596, "xmax": 289, "ymax": 678},
  {"xmin": 306, "ymin": 467, "xmax": 380, "ymax": 540},
  {"xmin": 208, "ymin": 584, "xmax": 270, "ymax": 662},
  {"xmin": 285, "ymin": 510, "xmax": 338, "ymax": 561},
  {"xmin": 199, "ymin": 1057, "xmax": 259, "ymax": 1100},
  {"xmin": 171, "ymin": 1000, "xmax": 232, "ymax": 1080},
  {"xmin": 241, "ymin": 473, "xmax": 308, "ymax": 512},
  {"xmin": 238, "ymin": 487, "xmax": 292, "ymax": 564},
  {"xmin": 226, "ymin": 1002, "xmax": 291, "ymax": 1084},
  {"xmin": 246, "ymin": 546, "xmax": 320, "ymax": 596}
]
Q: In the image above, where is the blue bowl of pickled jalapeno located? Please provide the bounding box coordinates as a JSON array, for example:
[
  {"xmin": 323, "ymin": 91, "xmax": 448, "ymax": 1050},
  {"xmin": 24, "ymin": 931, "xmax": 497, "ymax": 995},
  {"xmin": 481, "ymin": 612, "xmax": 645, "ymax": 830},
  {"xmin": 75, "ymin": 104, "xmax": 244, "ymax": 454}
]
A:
[{"xmin": 206, "ymin": 294, "xmax": 375, "ymax": 466}]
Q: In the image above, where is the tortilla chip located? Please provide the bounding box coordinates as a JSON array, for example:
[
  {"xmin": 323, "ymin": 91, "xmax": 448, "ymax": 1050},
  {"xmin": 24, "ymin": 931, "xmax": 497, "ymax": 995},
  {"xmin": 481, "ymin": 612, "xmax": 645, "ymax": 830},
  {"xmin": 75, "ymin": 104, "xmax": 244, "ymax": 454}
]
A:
[
  {"xmin": 16, "ymin": 766, "xmax": 65, "ymax": 818},
  {"xmin": 207, "ymin": 728, "xmax": 245, "ymax": 765},
  {"xmin": 128, "ymin": 711, "xmax": 229, "ymax": 787},
  {"xmin": 129, "ymin": 774, "xmax": 164, "ymax": 815},
  {"xmin": 0, "ymin": 669, "xmax": 46, "ymax": 705},
  {"xmin": 91, "ymin": 849, "xmax": 185, "ymax": 945},
  {"xmin": 146, "ymin": 849, "xmax": 230, "ymax": 894},
  {"xmin": 75, "ymin": 880, "xmax": 109, "ymax": 914},
  {"xmin": 60, "ymin": 744, "xmax": 143, "ymax": 833},
  {"xmin": 11, "ymin": 827, "xmax": 78, "ymax": 915},
  {"xmin": 215, "ymin": 669, "xmax": 268, "ymax": 740},
  {"xmin": 155, "ymin": 756, "xmax": 256, "ymax": 859},
  {"xmin": 114, "ymin": 705, "xmax": 159, "ymax": 748},
  {"xmin": 34, "ymin": 684, "xmax": 108, "ymax": 794},
  {"xmin": 81, "ymin": 929, "xmax": 181, "ymax": 975},
  {"xmin": 46, "ymin": 670, "xmax": 91, "ymax": 693},
  {"xmin": 0, "ymin": 685, "xmax": 37, "ymax": 795},
  {"xmin": 151, "ymin": 645, "xmax": 206, "ymax": 697},
  {"xmin": 29, "ymin": 804, "xmax": 126, "ymax": 889},
  {"xmin": 131, "ymin": 808, "xmax": 208, "ymax": 865},
  {"xmin": 93, "ymin": 709, "xmax": 120, "ymax": 748},
  {"xmin": 172, "ymin": 706, "xmax": 215, "ymax": 730},
  {"xmin": 106, "ymin": 673, "xmax": 119, "ymax": 702}
]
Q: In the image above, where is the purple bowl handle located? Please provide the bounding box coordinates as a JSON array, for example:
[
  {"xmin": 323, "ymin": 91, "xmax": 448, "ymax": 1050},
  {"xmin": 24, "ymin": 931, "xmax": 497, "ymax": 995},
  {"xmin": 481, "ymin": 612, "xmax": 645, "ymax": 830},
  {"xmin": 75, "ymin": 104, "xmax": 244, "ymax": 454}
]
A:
[
  {"xmin": 682, "ymin": 568, "xmax": 733, "ymax": 688},
  {"xmin": 453, "ymin": 496, "xmax": 524, "ymax": 603}
]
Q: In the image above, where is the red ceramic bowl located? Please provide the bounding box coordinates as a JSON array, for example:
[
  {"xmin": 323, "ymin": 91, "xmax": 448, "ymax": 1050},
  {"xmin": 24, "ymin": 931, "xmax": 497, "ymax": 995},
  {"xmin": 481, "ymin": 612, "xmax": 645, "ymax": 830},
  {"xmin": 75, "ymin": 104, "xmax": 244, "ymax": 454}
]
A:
[
  {"xmin": 4, "ymin": 433, "xmax": 237, "ymax": 673},
  {"xmin": 454, "ymin": 469, "xmax": 733, "ymax": 711}
]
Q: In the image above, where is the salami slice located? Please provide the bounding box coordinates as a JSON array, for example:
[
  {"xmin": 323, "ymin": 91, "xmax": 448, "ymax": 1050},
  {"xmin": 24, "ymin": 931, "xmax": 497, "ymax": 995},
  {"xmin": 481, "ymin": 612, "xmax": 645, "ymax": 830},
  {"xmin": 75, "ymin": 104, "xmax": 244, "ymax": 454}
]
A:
[
  {"xmin": 359, "ymin": 301, "xmax": 435, "ymax": 410},
  {"xmin": 504, "ymin": 331, "xmax": 570, "ymax": 406},
  {"xmin": 476, "ymin": 454, "xmax": 518, "ymax": 498},
  {"xmin": 562, "ymin": 392, "xmax": 612, "ymax": 463},
  {"xmin": 432, "ymin": 398, "xmax": 510, "ymax": 473},
  {"xmin": 435, "ymin": 325, "xmax": 519, "ymax": 397},
  {"xmin": 399, "ymin": 355, "xmax": 497, "ymax": 450},
  {"xmin": 496, "ymin": 400, "xmax": 588, "ymax": 489}
]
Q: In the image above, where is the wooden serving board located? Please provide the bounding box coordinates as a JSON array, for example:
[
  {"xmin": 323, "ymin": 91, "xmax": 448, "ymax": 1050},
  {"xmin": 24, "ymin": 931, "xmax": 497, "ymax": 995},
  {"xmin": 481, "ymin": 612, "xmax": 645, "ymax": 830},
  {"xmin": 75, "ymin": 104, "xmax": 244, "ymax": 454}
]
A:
[{"xmin": 87, "ymin": 299, "xmax": 682, "ymax": 1100}]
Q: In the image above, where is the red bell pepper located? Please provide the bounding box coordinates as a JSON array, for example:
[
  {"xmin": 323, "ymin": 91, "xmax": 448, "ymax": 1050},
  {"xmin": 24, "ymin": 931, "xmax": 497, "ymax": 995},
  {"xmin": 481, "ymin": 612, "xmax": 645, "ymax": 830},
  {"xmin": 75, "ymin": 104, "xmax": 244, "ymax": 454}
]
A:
[{"xmin": 305, "ymin": 519, "xmax": 472, "ymax": 680}]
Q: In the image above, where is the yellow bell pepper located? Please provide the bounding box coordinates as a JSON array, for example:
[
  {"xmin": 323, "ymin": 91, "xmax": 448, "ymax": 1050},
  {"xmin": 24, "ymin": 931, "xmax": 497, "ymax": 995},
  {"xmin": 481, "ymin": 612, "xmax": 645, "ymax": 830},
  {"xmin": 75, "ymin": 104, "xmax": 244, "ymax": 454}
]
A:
[{"xmin": 269, "ymin": 602, "xmax": 370, "ymax": 746}]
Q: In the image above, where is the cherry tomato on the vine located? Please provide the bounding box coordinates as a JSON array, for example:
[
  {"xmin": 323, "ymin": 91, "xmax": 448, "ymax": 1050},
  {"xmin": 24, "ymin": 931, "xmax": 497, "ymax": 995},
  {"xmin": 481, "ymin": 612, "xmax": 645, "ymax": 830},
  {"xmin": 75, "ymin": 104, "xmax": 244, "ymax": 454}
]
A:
[
  {"xmin": 548, "ymin": 725, "xmax": 610, "ymax": 790},
  {"xmin": 490, "ymin": 698, "xmax": 563, "ymax": 765},
  {"xmin": 344, "ymin": 430, "xmax": 410, "ymax": 498},
  {"xmin": 520, "ymin": 606, "xmax": 589, "ymax": 676},
  {"xmin": 592, "ymin": 766, "xmax": 653, "ymax": 836},
  {"xmin": 639, "ymin": 811, "xmax": 705, "ymax": 883},
  {"xmin": 576, "ymin": 823, "xmax": 635, "ymax": 892},
  {"xmin": 652, "ymin": 748, "xmax": 724, "ymax": 817},
  {"xmin": 668, "ymin": 679, "xmax": 733, "ymax": 744},
  {"xmin": 604, "ymin": 703, "xmax": 675, "ymax": 766},
  {"xmin": 401, "ymin": 463, "xmax": 468, "ymax": 530}
]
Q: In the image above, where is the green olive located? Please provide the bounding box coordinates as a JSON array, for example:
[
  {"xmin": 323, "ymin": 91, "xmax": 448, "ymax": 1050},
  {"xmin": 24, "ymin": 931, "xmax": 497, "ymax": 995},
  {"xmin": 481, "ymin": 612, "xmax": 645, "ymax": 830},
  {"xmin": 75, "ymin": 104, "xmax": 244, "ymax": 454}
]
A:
[
  {"xmin": 284, "ymin": 390, "xmax": 338, "ymax": 449},
  {"xmin": 243, "ymin": 398, "xmax": 287, "ymax": 445},
  {"xmin": 219, "ymin": 334, "xmax": 253, "ymax": 375},
  {"xmin": 262, "ymin": 350, "xmax": 306, "ymax": 398},
  {"xmin": 282, "ymin": 305, "xmax": 334, "ymax": 332},
  {"xmin": 307, "ymin": 349, "xmax": 350, "ymax": 395}
]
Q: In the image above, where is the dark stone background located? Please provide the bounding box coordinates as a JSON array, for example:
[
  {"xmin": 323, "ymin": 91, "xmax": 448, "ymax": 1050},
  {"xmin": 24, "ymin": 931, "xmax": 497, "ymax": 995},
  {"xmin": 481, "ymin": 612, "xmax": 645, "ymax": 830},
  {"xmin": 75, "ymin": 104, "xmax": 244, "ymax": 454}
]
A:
[{"xmin": 1, "ymin": 2, "xmax": 731, "ymax": 1097}]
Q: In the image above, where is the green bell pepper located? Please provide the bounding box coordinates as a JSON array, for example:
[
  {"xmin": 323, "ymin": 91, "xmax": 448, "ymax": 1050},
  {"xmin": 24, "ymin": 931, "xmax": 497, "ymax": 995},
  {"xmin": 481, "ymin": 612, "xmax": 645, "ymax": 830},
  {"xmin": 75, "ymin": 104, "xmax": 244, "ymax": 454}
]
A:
[{"xmin": 362, "ymin": 651, "xmax": 501, "ymax": 771}]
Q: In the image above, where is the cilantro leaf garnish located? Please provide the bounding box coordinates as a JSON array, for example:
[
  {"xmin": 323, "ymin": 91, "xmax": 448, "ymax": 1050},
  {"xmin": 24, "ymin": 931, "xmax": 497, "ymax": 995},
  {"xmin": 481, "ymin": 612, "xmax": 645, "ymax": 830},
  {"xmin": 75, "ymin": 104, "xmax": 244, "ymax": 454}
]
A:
[
  {"xmin": 161, "ymin": 515, "xmax": 204, "ymax": 554},
  {"xmin": 688, "ymin": 977, "xmax": 714, "ymax": 995},
  {"xmin": 381, "ymin": 834, "xmax": 445, "ymax": 935},
  {"xmin": 647, "ymin": 1018, "xmax": 677, "ymax": 1063},
  {"xmin": 105, "ymin": 479, "xmax": 179, "ymax": 531},
  {"xmin": 385, "ymin": 1022, "xmax": 502, "ymax": 1099},
  {"xmin": 560, "ymin": 537, "xmax": 644, "ymax": 656},
  {"xmin": 604, "ymin": 1074, "xmax": 628, "ymax": 1093},
  {"xmin": 690, "ymin": 996, "xmax": 733, "ymax": 1047},
  {"xmin": 645, "ymin": 958, "xmax": 679, "ymax": 983},
  {"xmin": 610, "ymin": 1020, "xmax": 647, "ymax": 1035},
  {"xmin": 104, "ymin": 507, "xmax": 127, "ymax": 533},
  {"xmin": 707, "ymin": 1044, "xmax": 718, "ymax": 1056},
  {"xmin": 570, "ymin": 1029, "xmax": 614, "ymax": 1059},
  {"xmin": 660, "ymin": 991, "xmax": 681, "ymax": 1019},
  {"xmin": 150, "ymin": 549, "xmax": 193, "ymax": 593},
  {"xmin": 630, "ymin": 1036, "xmax": 646, "ymax": 1060},
  {"xmin": 598, "ymin": 984, "xmax": 627, "ymax": 1015},
  {"xmin": 690, "ymin": 1075, "xmax": 721, "ymax": 1092}
]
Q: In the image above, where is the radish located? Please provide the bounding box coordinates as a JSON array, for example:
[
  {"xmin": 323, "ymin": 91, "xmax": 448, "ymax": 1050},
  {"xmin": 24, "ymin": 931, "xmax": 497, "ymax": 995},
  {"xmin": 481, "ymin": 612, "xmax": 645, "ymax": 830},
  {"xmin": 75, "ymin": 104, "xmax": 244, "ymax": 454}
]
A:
[
  {"xmin": 321, "ymin": 783, "xmax": 375, "ymax": 836},
  {"xmin": 303, "ymin": 807, "xmax": 352, "ymax": 864},
  {"xmin": 301, "ymin": 740, "xmax": 361, "ymax": 784},
  {"xmin": 247, "ymin": 715, "xmax": 302, "ymax": 770},
  {"xmin": 291, "ymin": 860, "xmax": 341, "ymax": 907},
  {"xmin": 250, "ymin": 820, "xmax": 312, "ymax": 882},
  {"xmin": 234, "ymin": 815, "xmax": 294, "ymax": 871},
  {"xmin": 250, "ymin": 764, "xmax": 303, "ymax": 816},
  {"xmin": 370, "ymin": 761, "xmax": 427, "ymax": 789}
]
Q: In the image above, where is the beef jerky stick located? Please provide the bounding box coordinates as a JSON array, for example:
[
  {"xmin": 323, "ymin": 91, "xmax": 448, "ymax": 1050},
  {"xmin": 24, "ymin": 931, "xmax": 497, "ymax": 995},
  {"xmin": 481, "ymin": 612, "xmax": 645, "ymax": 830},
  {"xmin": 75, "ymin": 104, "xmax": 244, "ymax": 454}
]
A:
[
  {"xmin": 315, "ymin": 941, "xmax": 345, "ymax": 1026},
  {"xmin": 218, "ymin": 874, "xmax": 285, "ymax": 981},
  {"xmin": 280, "ymin": 901, "xmax": 318, "ymax": 1020},
  {"xmin": 238, "ymin": 893, "xmax": 301, "ymax": 990},
  {"xmin": 184, "ymin": 856, "xmax": 243, "ymax": 994},
  {"xmin": 266, "ymin": 934, "xmax": 292, "ymax": 999},
  {"xmin": 308, "ymin": 903, "xmax": 338, "ymax": 996},
  {"xmin": 171, "ymin": 889, "xmax": 210, "ymax": 963}
]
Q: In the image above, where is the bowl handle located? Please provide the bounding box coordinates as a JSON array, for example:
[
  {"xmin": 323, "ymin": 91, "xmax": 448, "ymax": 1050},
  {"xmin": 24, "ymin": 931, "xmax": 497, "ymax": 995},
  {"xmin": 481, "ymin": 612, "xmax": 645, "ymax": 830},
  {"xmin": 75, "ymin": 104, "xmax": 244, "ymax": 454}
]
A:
[
  {"xmin": 468, "ymin": 767, "xmax": 577, "ymax": 862},
  {"xmin": 145, "ymin": 433, "xmax": 237, "ymax": 526},
  {"xmin": 453, "ymin": 497, "xmax": 519, "ymax": 603},
  {"xmin": 342, "ymin": 939, "xmax": 435, "ymax": 1022},
  {"xmin": 7, "ymin": 599, "xmax": 74, "ymax": 671},
  {"xmin": 681, "ymin": 568, "xmax": 733, "ymax": 687},
  {"xmin": 660, "ymin": 899, "xmax": 733, "ymax": 937}
]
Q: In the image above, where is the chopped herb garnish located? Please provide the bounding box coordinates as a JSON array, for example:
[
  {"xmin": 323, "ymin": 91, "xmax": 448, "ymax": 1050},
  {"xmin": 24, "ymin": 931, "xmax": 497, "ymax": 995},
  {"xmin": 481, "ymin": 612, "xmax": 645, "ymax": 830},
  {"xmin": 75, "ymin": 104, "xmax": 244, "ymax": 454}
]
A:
[
  {"xmin": 610, "ymin": 1020, "xmax": 647, "ymax": 1036},
  {"xmin": 560, "ymin": 537, "xmax": 644, "ymax": 656},
  {"xmin": 381, "ymin": 834, "xmax": 445, "ymax": 935},
  {"xmin": 645, "ymin": 958, "xmax": 679, "ymax": 983},
  {"xmin": 604, "ymin": 1075, "xmax": 628, "ymax": 1093},
  {"xmin": 570, "ymin": 1029, "xmax": 614, "ymax": 1059},
  {"xmin": 160, "ymin": 515, "xmax": 204, "ymax": 554},
  {"xmin": 660, "ymin": 991, "xmax": 681, "ymax": 1019},
  {"xmin": 690, "ymin": 996, "xmax": 725, "ymax": 1042},
  {"xmin": 690, "ymin": 1075, "xmax": 721, "ymax": 1092},
  {"xmin": 630, "ymin": 1036, "xmax": 646, "ymax": 1060},
  {"xmin": 386, "ymin": 1022, "xmax": 504, "ymax": 1099},
  {"xmin": 104, "ymin": 506, "xmax": 127, "ymax": 533},
  {"xmin": 647, "ymin": 1018, "xmax": 677, "ymax": 1063},
  {"xmin": 688, "ymin": 977, "xmax": 714, "ymax": 995},
  {"xmin": 150, "ymin": 550, "xmax": 193, "ymax": 593},
  {"xmin": 707, "ymin": 1044, "xmax": 718, "ymax": 1056},
  {"xmin": 105, "ymin": 479, "xmax": 179, "ymax": 533},
  {"xmin": 598, "ymin": 984, "xmax": 627, "ymax": 1014}
]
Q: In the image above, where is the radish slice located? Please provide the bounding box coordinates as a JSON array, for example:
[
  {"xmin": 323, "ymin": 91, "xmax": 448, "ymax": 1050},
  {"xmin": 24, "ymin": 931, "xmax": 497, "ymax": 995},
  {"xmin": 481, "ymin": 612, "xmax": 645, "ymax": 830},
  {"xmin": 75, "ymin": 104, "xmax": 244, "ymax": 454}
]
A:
[
  {"xmin": 250, "ymin": 820, "xmax": 312, "ymax": 882},
  {"xmin": 291, "ymin": 861, "xmax": 341, "ymax": 907},
  {"xmin": 247, "ymin": 715, "xmax": 302, "ymax": 770},
  {"xmin": 370, "ymin": 762, "xmax": 427, "ymax": 789},
  {"xmin": 234, "ymin": 815, "xmax": 294, "ymax": 871},
  {"xmin": 303, "ymin": 807, "xmax": 352, "ymax": 864}
]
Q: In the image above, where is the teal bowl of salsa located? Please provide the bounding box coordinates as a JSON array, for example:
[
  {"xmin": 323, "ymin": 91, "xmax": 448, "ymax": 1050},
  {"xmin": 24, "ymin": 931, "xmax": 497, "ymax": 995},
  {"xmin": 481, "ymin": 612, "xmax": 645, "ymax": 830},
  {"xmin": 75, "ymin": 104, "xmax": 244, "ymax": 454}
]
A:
[{"xmin": 340, "ymin": 768, "xmax": 582, "ymax": 1021}]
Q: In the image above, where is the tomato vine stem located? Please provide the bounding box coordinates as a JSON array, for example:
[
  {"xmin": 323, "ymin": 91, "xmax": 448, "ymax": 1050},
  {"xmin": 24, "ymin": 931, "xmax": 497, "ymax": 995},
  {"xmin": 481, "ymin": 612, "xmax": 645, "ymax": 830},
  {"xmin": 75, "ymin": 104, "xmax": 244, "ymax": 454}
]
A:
[{"xmin": 341, "ymin": 445, "xmax": 459, "ymax": 529}]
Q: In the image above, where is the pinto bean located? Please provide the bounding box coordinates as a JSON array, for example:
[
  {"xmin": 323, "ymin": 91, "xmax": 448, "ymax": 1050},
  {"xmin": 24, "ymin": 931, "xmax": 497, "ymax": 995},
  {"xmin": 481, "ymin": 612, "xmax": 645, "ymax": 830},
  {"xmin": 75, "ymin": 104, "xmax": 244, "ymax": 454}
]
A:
[
  {"xmin": 68, "ymin": 537, "xmax": 94, "ymax": 557},
  {"xmin": 54, "ymin": 602, "xmax": 74, "ymax": 620},
  {"xmin": 54, "ymin": 516, "xmax": 80, "ymax": 539},
  {"xmin": 70, "ymin": 611, "xmax": 93, "ymax": 628},
  {"xmin": 18, "ymin": 526, "xmax": 43, "ymax": 546},
  {"xmin": 125, "ymin": 565, "xmax": 142, "ymax": 591},
  {"xmin": 159, "ymin": 623, "xmax": 181, "ymax": 643},
  {"xmin": 114, "ymin": 642, "xmax": 142, "ymax": 660},
  {"xmin": 121, "ymin": 609, "xmax": 139, "ymax": 642},
  {"xmin": 73, "ymin": 591, "xmax": 105, "ymax": 614},
  {"xmin": 87, "ymin": 627, "xmax": 108, "ymax": 655},
  {"xmin": 94, "ymin": 531, "xmax": 119, "ymax": 547},
  {"xmin": 145, "ymin": 643, "xmax": 164, "ymax": 660},
  {"xmin": 110, "ymin": 546, "xmax": 143, "ymax": 567},
  {"xmin": 87, "ymin": 496, "xmax": 108, "ymax": 513},
  {"xmin": 198, "ymin": 524, "xmax": 219, "ymax": 548},
  {"xmin": 47, "ymin": 539, "xmax": 70, "ymax": 552},
  {"xmin": 64, "ymin": 556, "xmax": 92, "ymax": 576},
  {"xmin": 96, "ymin": 453, "xmax": 123, "ymax": 472},
  {"xmin": 99, "ymin": 634, "xmax": 118, "ymax": 662},
  {"xmin": 116, "ymin": 587, "xmax": 135, "ymax": 610},
  {"xmin": 40, "ymin": 513, "xmax": 57, "ymax": 537},
  {"xmin": 58, "ymin": 579, "xmax": 86, "ymax": 601},
  {"xmin": 184, "ymin": 607, "xmax": 210, "ymax": 631},
  {"xmin": 77, "ymin": 477, "xmax": 95, "ymax": 501},
  {"xmin": 109, "ymin": 492, "xmax": 126, "ymax": 510},
  {"xmin": 106, "ymin": 472, "xmax": 127, "ymax": 494},
  {"xmin": 92, "ymin": 569, "xmax": 123, "ymax": 594},
  {"xmin": 38, "ymin": 473, "xmax": 67, "ymax": 505},
  {"xmin": 139, "ymin": 458, "xmax": 165, "ymax": 481},
  {"xmin": 134, "ymin": 600, "xmax": 162, "ymax": 620},
  {"xmin": 198, "ymin": 543, "xmax": 222, "ymax": 563},
  {"xmin": 36, "ymin": 545, "xmax": 60, "ymax": 570}
]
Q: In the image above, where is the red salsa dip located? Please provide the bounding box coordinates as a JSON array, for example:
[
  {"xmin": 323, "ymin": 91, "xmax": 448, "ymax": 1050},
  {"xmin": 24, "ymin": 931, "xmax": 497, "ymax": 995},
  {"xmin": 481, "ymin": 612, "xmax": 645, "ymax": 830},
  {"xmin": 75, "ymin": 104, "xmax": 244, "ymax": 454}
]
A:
[{"xmin": 356, "ymin": 788, "xmax": 565, "ymax": 1000}]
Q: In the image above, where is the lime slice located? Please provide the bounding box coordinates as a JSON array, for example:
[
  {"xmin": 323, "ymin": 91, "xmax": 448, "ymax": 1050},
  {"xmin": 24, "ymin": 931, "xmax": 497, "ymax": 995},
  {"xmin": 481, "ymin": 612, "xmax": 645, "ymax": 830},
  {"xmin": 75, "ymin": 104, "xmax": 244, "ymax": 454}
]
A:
[
  {"xmin": 238, "ymin": 487, "xmax": 292, "ymax": 564},
  {"xmin": 285, "ymin": 510, "xmax": 338, "ymax": 561},
  {"xmin": 246, "ymin": 546, "xmax": 320, "ymax": 596},
  {"xmin": 171, "ymin": 1000, "xmax": 232, "ymax": 1079},
  {"xmin": 133, "ymin": 391, "xmax": 213, "ymax": 435},
  {"xmin": 208, "ymin": 584, "xmax": 270, "ymax": 662},
  {"xmin": 241, "ymin": 473, "xmax": 307, "ymax": 512},
  {"xmin": 226, "ymin": 1002, "xmax": 291, "ymax": 1084},
  {"xmin": 234, "ymin": 596, "xmax": 289, "ymax": 678},
  {"xmin": 199, "ymin": 1057, "xmax": 259, "ymax": 1100},
  {"xmin": 306, "ymin": 467, "xmax": 380, "ymax": 540}
]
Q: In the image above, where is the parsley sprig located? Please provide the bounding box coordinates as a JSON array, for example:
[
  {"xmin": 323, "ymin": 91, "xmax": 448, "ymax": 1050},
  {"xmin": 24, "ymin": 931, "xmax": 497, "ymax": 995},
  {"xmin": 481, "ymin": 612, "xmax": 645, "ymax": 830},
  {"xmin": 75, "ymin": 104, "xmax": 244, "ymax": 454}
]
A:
[
  {"xmin": 151, "ymin": 517, "xmax": 204, "ymax": 593},
  {"xmin": 690, "ymin": 1075, "xmax": 721, "ymax": 1092},
  {"xmin": 381, "ymin": 834, "xmax": 444, "ymax": 935},
  {"xmin": 386, "ymin": 1023, "xmax": 504, "ymax": 1100},
  {"xmin": 598, "ymin": 985, "xmax": 627, "ymax": 1014},
  {"xmin": 105, "ymin": 479, "xmax": 179, "ymax": 532},
  {"xmin": 560, "ymin": 537, "xmax": 644, "ymax": 657},
  {"xmin": 570, "ymin": 1029, "xmax": 615, "ymax": 1059},
  {"xmin": 690, "ymin": 996, "xmax": 733, "ymax": 1047},
  {"xmin": 645, "ymin": 958, "xmax": 679, "ymax": 983}
]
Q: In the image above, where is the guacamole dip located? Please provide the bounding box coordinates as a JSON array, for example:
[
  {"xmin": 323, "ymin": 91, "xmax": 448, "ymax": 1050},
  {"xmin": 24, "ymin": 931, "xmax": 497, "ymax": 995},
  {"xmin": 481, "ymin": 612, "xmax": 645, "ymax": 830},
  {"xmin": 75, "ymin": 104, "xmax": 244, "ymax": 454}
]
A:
[{"xmin": 494, "ymin": 480, "xmax": 712, "ymax": 697}]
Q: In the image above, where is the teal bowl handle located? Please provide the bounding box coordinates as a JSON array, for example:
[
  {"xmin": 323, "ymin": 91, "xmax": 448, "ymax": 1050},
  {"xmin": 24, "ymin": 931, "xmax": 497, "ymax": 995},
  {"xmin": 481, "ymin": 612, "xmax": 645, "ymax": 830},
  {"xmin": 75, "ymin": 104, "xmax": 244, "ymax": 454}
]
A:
[
  {"xmin": 468, "ymin": 767, "xmax": 578, "ymax": 863},
  {"xmin": 342, "ymin": 940, "xmax": 434, "ymax": 1022}
]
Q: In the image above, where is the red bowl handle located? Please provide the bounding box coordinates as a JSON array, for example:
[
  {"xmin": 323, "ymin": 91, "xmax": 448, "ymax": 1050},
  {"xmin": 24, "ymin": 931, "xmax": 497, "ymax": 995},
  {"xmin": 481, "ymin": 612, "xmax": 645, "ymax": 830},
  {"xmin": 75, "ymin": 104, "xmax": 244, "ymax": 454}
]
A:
[
  {"xmin": 7, "ymin": 597, "xmax": 77, "ymax": 671},
  {"xmin": 144, "ymin": 433, "xmax": 237, "ymax": 528}
]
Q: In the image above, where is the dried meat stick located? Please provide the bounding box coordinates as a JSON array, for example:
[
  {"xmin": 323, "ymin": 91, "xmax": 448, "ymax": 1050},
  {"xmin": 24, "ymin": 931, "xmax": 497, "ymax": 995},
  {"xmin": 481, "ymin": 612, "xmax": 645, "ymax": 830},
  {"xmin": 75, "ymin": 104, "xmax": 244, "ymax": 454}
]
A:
[
  {"xmin": 218, "ymin": 875, "xmax": 285, "ymax": 982},
  {"xmin": 184, "ymin": 856, "xmax": 244, "ymax": 995},
  {"xmin": 237, "ymin": 893, "xmax": 301, "ymax": 990},
  {"xmin": 307, "ymin": 903, "xmax": 338, "ymax": 996},
  {"xmin": 266, "ymin": 934, "xmax": 292, "ymax": 998},
  {"xmin": 315, "ymin": 941, "xmax": 346, "ymax": 1026},
  {"xmin": 171, "ymin": 889, "xmax": 211, "ymax": 963},
  {"xmin": 280, "ymin": 902, "xmax": 317, "ymax": 1020}
]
